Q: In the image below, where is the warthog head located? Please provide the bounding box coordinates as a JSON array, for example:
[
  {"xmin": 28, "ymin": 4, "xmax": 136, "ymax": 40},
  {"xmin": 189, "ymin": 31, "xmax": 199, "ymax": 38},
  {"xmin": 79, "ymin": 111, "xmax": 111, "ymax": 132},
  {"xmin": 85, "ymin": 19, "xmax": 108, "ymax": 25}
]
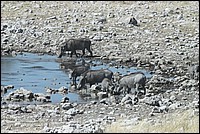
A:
[
  {"xmin": 77, "ymin": 75, "xmax": 86, "ymax": 90},
  {"xmin": 57, "ymin": 45, "xmax": 66, "ymax": 58}
]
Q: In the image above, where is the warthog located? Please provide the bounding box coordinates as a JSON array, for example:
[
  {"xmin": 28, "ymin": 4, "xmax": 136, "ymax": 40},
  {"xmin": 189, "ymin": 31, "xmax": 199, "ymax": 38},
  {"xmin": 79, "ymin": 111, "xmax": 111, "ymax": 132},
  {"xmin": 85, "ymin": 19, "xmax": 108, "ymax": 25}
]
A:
[
  {"xmin": 101, "ymin": 78, "xmax": 113, "ymax": 92},
  {"xmin": 58, "ymin": 38, "xmax": 93, "ymax": 58},
  {"xmin": 69, "ymin": 59, "xmax": 90, "ymax": 86},
  {"xmin": 187, "ymin": 64, "xmax": 199, "ymax": 80},
  {"xmin": 118, "ymin": 72, "xmax": 146, "ymax": 95},
  {"xmin": 77, "ymin": 69, "xmax": 113, "ymax": 90}
]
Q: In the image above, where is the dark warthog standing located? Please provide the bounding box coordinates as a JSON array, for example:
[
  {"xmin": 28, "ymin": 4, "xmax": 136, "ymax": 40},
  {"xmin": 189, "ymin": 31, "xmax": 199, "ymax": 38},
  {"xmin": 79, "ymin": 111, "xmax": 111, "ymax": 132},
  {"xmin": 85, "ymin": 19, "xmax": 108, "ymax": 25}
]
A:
[
  {"xmin": 58, "ymin": 38, "xmax": 93, "ymax": 58},
  {"xmin": 77, "ymin": 69, "xmax": 113, "ymax": 90},
  {"xmin": 69, "ymin": 59, "xmax": 90, "ymax": 87},
  {"xmin": 118, "ymin": 72, "xmax": 146, "ymax": 95}
]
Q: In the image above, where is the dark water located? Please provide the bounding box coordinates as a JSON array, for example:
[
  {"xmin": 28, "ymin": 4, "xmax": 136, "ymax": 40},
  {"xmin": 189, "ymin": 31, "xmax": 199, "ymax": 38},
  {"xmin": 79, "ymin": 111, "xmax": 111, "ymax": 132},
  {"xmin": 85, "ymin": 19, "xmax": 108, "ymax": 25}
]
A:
[{"xmin": 1, "ymin": 53, "xmax": 152, "ymax": 104}]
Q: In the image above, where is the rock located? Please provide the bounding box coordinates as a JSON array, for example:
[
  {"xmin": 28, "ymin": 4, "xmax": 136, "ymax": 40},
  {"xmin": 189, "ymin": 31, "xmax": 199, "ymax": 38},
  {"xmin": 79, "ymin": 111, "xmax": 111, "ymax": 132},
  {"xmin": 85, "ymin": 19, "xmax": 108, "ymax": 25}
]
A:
[
  {"xmin": 34, "ymin": 93, "xmax": 51, "ymax": 102},
  {"xmin": 128, "ymin": 17, "xmax": 138, "ymax": 26},
  {"xmin": 58, "ymin": 86, "xmax": 68, "ymax": 94},
  {"xmin": 170, "ymin": 95, "xmax": 176, "ymax": 101},
  {"xmin": 159, "ymin": 105, "xmax": 168, "ymax": 113},
  {"xmin": 4, "ymin": 88, "xmax": 35, "ymax": 101},
  {"xmin": 57, "ymin": 124, "xmax": 75, "ymax": 133},
  {"xmin": 93, "ymin": 35, "xmax": 102, "ymax": 41},
  {"xmin": 65, "ymin": 108, "xmax": 79, "ymax": 116},
  {"xmin": 97, "ymin": 17, "xmax": 106, "ymax": 24},
  {"xmin": 4, "ymin": 85, "xmax": 14, "ymax": 89},
  {"xmin": 121, "ymin": 94, "xmax": 138, "ymax": 105},
  {"xmin": 121, "ymin": 94, "xmax": 131, "ymax": 104},
  {"xmin": 8, "ymin": 104, "xmax": 20, "ymax": 110},
  {"xmin": 45, "ymin": 87, "xmax": 57, "ymax": 94},
  {"xmin": 100, "ymin": 98, "xmax": 111, "ymax": 105},
  {"xmin": 97, "ymin": 92, "xmax": 108, "ymax": 100},
  {"xmin": 62, "ymin": 103, "xmax": 73, "ymax": 110},
  {"xmin": 192, "ymin": 100, "xmax": 199, "ymax": 109},
  {"xmin": 141, "ymin": 95, "xmax": 161, "ymax": 106},
  {"xmin": 60, "ymin": 96, "xmax": 69, "ymax": 103}
]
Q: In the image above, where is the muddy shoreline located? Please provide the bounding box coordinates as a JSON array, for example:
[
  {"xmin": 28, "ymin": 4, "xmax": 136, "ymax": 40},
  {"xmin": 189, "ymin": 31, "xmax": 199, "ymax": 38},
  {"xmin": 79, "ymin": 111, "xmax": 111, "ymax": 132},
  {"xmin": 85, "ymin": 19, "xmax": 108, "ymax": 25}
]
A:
[{"xmin": 1, "ymin": 1, "xmax": 199, "ymax": 133}]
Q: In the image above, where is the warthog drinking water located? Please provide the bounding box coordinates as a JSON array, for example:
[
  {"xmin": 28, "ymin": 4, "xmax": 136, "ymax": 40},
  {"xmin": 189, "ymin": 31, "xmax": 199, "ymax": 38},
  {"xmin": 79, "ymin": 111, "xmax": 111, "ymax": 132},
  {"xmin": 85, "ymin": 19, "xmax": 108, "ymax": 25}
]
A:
[
  {"xmin": 118, "ymin": 72, "xmax": 146, "ymax": 95},
  {"xmin": 77, "ymin": 69, "xmax": 113, "ymax": 90},
  {"xmin": 69, "ymin": 59, "xmax": 90, "ymax": 86},
  {"xmin": 58, "ymin": 38, "xmax": 93, "ymax": 58}
]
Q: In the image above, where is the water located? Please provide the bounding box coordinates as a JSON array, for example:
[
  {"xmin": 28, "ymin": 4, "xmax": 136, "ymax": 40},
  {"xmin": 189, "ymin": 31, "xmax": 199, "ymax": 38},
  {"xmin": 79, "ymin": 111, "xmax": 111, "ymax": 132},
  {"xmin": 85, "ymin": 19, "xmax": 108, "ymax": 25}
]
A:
[{"xmin": 1, "ymin": 53, "xmax": 152, "ymax": 104}]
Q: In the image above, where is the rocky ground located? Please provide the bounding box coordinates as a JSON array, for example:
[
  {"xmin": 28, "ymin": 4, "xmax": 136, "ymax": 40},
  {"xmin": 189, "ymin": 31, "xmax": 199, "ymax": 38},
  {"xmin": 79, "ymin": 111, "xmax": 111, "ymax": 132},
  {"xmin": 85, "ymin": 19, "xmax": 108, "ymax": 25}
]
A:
[{"xmin": 1, "ymin": 1, "xmax": 199, "ymax": 133}]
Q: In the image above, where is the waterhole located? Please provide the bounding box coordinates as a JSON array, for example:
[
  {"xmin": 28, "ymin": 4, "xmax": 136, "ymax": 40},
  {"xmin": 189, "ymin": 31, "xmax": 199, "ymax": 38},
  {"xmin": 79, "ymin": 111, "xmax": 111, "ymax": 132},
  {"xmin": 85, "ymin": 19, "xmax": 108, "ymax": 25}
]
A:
[{"xmin": 1, "ymin": 53, "xmax": 152, "ymax": 104}]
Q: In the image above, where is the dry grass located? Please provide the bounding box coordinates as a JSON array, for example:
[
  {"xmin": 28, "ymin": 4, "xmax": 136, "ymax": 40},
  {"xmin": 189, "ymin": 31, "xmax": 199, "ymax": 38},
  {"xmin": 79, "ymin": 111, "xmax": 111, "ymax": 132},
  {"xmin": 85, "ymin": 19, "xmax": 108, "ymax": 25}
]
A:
[{"xmin": 105, "ymin": 109, "xmax": 199, "ymax": 133}]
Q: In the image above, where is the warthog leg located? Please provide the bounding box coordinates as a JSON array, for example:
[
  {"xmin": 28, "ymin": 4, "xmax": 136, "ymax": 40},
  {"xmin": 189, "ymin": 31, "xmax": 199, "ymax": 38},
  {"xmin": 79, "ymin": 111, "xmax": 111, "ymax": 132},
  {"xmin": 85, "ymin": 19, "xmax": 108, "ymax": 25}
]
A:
[
  {"xmin": 81, "ymin": 49, "xmax": 85, "ymax": 57},
  {"xmin": 135, "ymin": 83, "xmax": 139, "ymax": 96}
]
